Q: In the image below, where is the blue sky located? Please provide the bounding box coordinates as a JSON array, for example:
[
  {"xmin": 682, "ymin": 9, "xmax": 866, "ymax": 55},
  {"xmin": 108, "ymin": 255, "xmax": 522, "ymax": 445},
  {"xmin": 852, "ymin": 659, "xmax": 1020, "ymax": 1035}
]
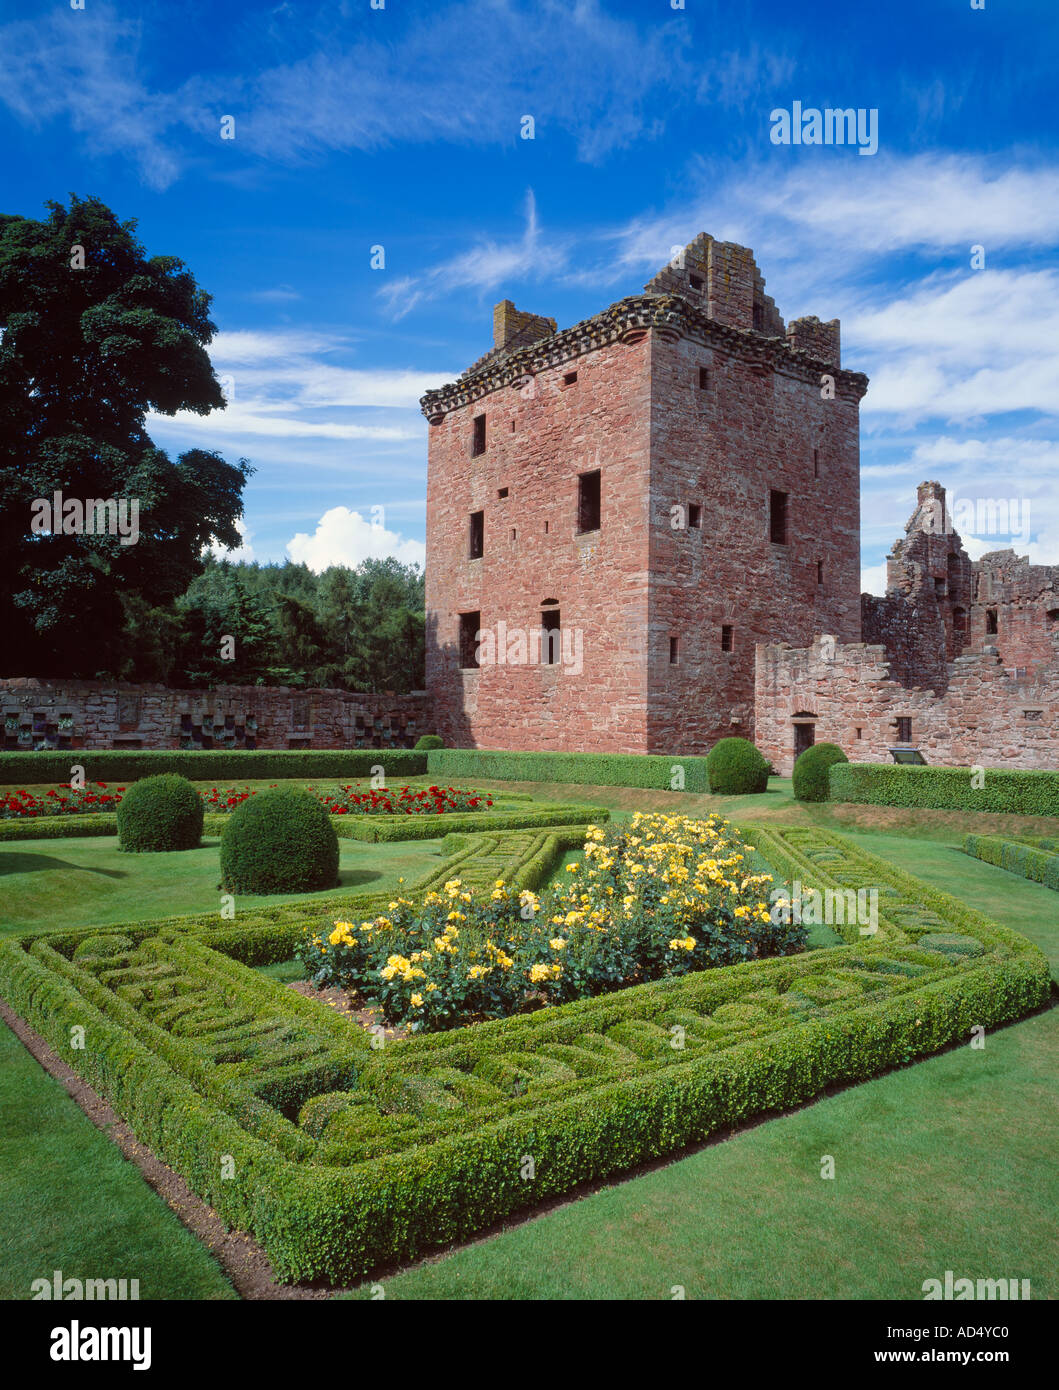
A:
[{"xmin": 2, "ymin": 0, "xmax": 1057, "ymax": 591}]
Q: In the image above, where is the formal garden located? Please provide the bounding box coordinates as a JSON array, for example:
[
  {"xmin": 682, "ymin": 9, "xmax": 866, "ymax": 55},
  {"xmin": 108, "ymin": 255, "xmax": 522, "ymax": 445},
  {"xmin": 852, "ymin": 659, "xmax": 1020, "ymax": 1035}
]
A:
[{"xmin": 2, "ymin": 739, "xmax": 1057, "ymax": 1299}]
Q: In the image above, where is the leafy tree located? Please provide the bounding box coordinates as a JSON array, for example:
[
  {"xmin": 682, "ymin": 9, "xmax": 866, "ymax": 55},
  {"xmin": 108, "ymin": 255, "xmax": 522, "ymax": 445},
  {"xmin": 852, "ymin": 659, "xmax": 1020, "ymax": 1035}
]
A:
[{"xmin": 0, "ymin": 195, "xmax": 249, "ymax": 676}]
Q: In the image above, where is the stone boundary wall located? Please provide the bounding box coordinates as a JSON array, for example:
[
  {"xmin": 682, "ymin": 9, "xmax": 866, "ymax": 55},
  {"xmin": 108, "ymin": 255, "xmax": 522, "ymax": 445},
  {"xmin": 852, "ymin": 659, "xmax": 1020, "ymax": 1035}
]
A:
[
  {"xmin": 0, "ymin": 680, "xmax": 434, "ymax": 752},
  {"xmin": 754, "ymin": 637, "xmax": 1058, "ymax": 776}
]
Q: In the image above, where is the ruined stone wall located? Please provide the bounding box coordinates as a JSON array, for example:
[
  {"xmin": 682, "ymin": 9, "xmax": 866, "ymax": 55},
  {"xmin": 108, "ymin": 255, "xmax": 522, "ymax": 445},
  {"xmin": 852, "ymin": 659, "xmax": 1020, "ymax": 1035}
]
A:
[
  {"xmin": 754, "ymin": 637, "xmax": 1058, "ymax": 775},
  {"xmin": 423, "ymin": 331, "xmax": 654, "ymax": 752},
  {"xmin": 971, "ymin": 550, "xmax": 1059, "ymax": 674},
  {"xmin": 645, "ymin": 326, "xmax": 863, "ymax": 752},
  {"xmin": 0, "ymin": 679, "xmax": 433, "ymax": 752}
]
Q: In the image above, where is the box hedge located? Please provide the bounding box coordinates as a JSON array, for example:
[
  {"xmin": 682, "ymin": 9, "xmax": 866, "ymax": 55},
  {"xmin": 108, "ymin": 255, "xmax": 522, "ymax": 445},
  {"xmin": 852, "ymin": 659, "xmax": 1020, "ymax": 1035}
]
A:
[
  {"xmin": 792, "ymin": 742, "xmax": 848, "ymax": 802},
  {"xmin": 425, "ymin": 748, "xmax": 711, "ymax": 792},
  {"xmin": 116, "ymin": 774, "xmax": 204, "ymax": 852},
  {"xmin": 705, "ymin": 738, "xmax": 770, "ymax": 795},
  {"xmin": 964, "ymin": 834, "xmax": 1059, "ymax": 891},
  {"xmin": 0, "ymin": 825, "xmax": 1046, "ymax": 1283},
  {"xmin": 0, "ymin": 748, "xmax": 427, "ymax": 786},
  {"xmin": 220, "ymin": 788, "xmax": 340, "ymax": 895},
  {"xmin": 829, "ymin": 762, "xmax": 1059, "ymax": 816}
]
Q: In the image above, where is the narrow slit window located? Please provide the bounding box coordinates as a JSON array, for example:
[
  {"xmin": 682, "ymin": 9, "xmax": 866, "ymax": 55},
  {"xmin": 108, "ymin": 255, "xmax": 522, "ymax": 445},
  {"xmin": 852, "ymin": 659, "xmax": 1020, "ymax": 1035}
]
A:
[
  {"xmin": 721, "ymin": 624, "xmax": 734, "ymax": 653},
  {"xmin": 817, "ymin": 560, "xmax": 824, "ymax": 585},
  {"xmin": 468, "ymin": 509, "xmax": 484, "ymax": 560},
  {"xmin": 688, "ymin": 503, "xmax": 702, "ymax": 529},
  {"xmin": 896, "ymin": 717, "xmax": 912, "ymax": 743},
  {"xmin": 698, "ymin": 366, "xmax": 709, "ymax": 390},
  {"xmin": 541, "ymin": 607, "xmax": 561, "ymax": 665},
  {"xmin": 669, "ymin": 636, "xmax": 679, "ymax": 664},
  {"xmin": 471, "ymin": 413, "xmax": 486, "ymax": 457},
  {"xmin": 578, "ymin": 469, "xmax": 601, "ymax": 533},
  {"xmin": 986, "ymin": 608, "xmax": 998, "ymax": 634},
  {"xmin": 769, "ymin": 489, "xmax": 789, "ymax": 545},
  {"xmin": 458, "ymin": 612, "xmax": 481, "ymax": 669},
  {"xmin": 813, "ymin": 448, "xmax": 820, "ymax": 478}
]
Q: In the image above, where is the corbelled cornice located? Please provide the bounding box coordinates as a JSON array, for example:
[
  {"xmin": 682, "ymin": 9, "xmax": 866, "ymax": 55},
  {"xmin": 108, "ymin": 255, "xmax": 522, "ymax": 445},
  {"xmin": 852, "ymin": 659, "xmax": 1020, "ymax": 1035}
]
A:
[{"xmin": 419, "ymin": 293, "xmax": 869, "ymax": 420}]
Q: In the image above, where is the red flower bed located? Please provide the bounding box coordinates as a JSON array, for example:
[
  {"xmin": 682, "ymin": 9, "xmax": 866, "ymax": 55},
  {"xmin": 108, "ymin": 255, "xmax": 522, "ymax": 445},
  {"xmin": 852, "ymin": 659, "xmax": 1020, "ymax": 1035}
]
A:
[
  {"xmin": 316, "ymin": 785, "xmax": 493, "ymax": 817},
  {"xmin": 1, "ymin": 781, "xmax": 491, "ymax": 820},
  {"xmin": 0, "ymin": 782, "xmax": 127, "ymax": 818}
]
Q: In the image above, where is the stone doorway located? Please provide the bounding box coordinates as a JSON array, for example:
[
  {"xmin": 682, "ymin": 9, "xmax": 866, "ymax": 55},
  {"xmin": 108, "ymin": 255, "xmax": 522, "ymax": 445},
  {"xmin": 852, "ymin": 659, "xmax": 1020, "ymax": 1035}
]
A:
[{"xmin": 793, "ymin": 719, "xmax": 816, "ymax": 759}]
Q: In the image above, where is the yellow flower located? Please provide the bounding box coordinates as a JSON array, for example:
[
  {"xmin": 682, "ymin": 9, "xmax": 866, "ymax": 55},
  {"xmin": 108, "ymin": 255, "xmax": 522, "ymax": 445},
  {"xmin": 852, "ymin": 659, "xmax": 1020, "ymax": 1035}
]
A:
[
  {"xmin": 549, "ymin": 938, "xmax": 567, "ymax": 950},
  {"xmin": 410, "ymin": 992, "xmax": 424, "ymax": 1008}
]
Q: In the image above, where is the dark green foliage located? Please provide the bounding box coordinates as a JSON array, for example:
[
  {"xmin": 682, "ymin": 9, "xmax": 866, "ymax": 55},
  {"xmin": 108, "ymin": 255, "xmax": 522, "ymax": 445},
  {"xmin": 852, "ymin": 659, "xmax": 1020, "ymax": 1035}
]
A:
[
  {"xmin": 705, "ymin": 738, "xmax": 770, "ymax": 795},
  {"xmin": 414, "ymin": 734, "xmax": 445, "ymax": 750},
  {"xmin": 965, "ymin": 834, "xmax": 1059, "ymax": 890},
  {"xmin": 792, "ymin": 742, "xmax": 849, "ymax": 802},
  {"xmin": 116, "ymin": 775, "xmax": 203, "ymax": 852},
  {"xmin": 426, "ymin": 748, "xmax": 711, "ymax": 791},
  {"xmin": 915, "ymin": 933, "xmax": 985, "ymax": 961},
  {"xmin": 220, "ymin": 788, "xmax": 339, "ymax": 895},
  {"xmin": 0, "ymin": 748, "xmax": 426, "ymax": 785},
  {"xmin": 0, "ymin": 195, "xmax": 248, "ymax": 677},
  {"xmin": 830, "ymin": 763, "xmax": 1059, "ymax": 815}
]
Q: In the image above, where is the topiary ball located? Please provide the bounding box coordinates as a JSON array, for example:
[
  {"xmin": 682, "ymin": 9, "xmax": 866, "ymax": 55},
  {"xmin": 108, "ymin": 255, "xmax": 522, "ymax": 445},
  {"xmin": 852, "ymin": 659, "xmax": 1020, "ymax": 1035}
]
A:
[
  {"xmin": 414, "ymin": 733, "xmax": 444, "ymax": 750},
  {"xmin": 792, "ymin": 742, "xmax": 849, "ymax": 802},
  {"xmin": 116, "ymin": 774, "xmax": 204, "ymax": 852},
  {"xmin": 220, "ymin": 787, "xmax": 339, "ymax": 895},
  {"xmin": 705, "ymin": 738, "xmax": 770, "ymax": 795}
]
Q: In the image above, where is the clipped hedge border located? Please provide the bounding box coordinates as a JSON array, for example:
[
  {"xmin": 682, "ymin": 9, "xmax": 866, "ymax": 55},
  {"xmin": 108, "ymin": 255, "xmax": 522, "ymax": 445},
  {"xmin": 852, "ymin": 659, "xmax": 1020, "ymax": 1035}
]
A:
[
  {"xmin": 426, "ymin": 748, "xmax": 712, "ymax": 792},
  {"xmin": 0, "ymin": 827, "xmax": 1048, "ymax": 1283},
  {"xmin": 829, "ymin": 762, "xmax": 1059, "ymax": 816},
  {"xmin": 0, "ymin": 801, "xmax": 599, "ymax": 844},
  {"xmin": 964, "ymin": 834, "xmax": 1059, "ymax": 891},
  {"xmin": 0, "ymin": 748, "xmax": 427, "ymax": 786}
]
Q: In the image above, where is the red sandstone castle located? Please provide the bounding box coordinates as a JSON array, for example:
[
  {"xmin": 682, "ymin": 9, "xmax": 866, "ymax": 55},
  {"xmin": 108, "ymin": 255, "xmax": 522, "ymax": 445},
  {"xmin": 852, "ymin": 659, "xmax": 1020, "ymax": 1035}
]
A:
[{"xmin": 422, "ymin": 235, "xmax": 1057, "ymax": 771}]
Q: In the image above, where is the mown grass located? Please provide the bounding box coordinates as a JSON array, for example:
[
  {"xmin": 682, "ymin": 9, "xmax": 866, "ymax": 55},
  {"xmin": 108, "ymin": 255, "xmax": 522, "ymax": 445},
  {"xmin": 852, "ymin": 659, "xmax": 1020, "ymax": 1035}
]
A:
[
  {"xmin": 0, "ymin": 834, "xmax": 446, "ymax": 935},
  {"xmin": 0, "ymin": 1021, "xmax": 236, "ymax": 1300},
  {"xmin": 349, "ymin": 1005, "xmax": 1057, "ymax": 1300}
]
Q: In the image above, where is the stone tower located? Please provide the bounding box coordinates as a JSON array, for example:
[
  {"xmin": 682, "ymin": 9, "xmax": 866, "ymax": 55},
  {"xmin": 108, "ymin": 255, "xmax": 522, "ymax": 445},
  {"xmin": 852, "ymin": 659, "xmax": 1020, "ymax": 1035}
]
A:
[{"xmin": 421, "ymin": 235, "xmax": 868, "ymax": 753}]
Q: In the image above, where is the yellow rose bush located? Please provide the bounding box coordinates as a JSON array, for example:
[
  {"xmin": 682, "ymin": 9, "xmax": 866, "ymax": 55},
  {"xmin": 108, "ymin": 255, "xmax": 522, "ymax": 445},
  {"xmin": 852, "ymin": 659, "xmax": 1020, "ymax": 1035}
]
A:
[{"xmin": 299, "ymin": 813, "xmax": 804, "ymax": 1031}]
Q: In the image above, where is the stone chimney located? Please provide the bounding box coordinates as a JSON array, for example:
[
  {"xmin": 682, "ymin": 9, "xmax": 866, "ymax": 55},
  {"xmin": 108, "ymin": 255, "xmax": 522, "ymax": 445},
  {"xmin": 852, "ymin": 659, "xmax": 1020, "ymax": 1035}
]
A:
[{"xmin": 492, "ymin": 300, "xmax": 557, "ymax": 353}]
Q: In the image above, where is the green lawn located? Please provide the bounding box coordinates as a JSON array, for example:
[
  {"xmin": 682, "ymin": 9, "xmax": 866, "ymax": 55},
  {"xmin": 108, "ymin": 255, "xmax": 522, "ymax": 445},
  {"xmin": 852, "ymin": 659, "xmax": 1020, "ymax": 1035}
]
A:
[
  {"xmin": 0, "ymin": 833, "xmax": 447, "ymax": 935},
  {"xmin": 2, "ymin": 776, "xmax": 1056, "ymax": 1301},
  {"xmin": 351, "ymin": 1006, "xmax": 1057, "ymax": 1300},
  {"xmin": 0, "ymin": 1020, "xmax": 236, "ymax": 1300}
]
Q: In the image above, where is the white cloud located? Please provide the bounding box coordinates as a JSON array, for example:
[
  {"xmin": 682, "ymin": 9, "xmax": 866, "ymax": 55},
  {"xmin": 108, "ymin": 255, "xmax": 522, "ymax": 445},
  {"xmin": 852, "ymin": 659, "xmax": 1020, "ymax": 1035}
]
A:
[
  {"xmin": 860, "ymin": 561, "xmax": 889, "ymax": 596},
  {"xmin": 286, "ymin": 507, "xmax": 425, "ymax": 572},
  {"xmin": 207, "ymin": 518, "xmax": 255, "ymax": 563}
]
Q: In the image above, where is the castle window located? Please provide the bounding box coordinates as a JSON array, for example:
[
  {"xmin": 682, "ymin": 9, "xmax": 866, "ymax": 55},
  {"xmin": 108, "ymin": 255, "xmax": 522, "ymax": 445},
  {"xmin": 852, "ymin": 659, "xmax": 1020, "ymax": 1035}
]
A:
[
  {"xmin": 689, "ymin": 274, "xmax": 704, "ymax": 292},
  {"xmin": 769, "ymin": 490, "xmax": 789, "ymax": 545},
  {"xmin": 721, "ymin": 624, "xmax": 734, "ymax": 653},
  {"xmin": 1047, "ymin": 609, "xmax": 1059, "ymax": 625},
  {"xmin": 698, "ymin": 367, "xmax": 709, "ymax": 390},
  {"xmin": 896, "ymin": 717, "xmax": 912, "ymax": 743},
  {"xmin": 511, "ymin": 528, "xmax": 517, "ymax": 541},
  {"xmin": 986, "ymin": 608, "xmax": 998, "ymax": 635},
  {"xmin": 497, "ymin": 487, "xmax": 508, "ymax": 499},
  {"xmin": 472, "ymin": 413, "xmax": 486, "ymax": 457},
  {"xmin": 688, "ymin": 503, "xmax": 702, "ymax": 529},
  {"xmin": 953, "ymin": 607, "xmax": 967, "ymax": 632},
  {"xmin": 541, "ymin": 606, "xmax": 561, "ymax": 665},
  {"xmin": 813, "ymin": 449, "xmax": 820, "ymax": 478},
  {"xmin": 458, "ymin": 612, "xmax": 481, "ymax": 669},
  {"xmin": 817, "ymin": 560, "xmax": 824, "ymax": 586},
  {"xmin": 669, "ymin": 636, "xmax": 679, "ymax": 664},
  {"xmin": 578, "ymin": 469, "xmax": 601, "ymax": 533},
  {"xmin": 563, "ymin": 371, "xmax": 578, "ymax": 386},
  {"xmin": 934, "ymin": 577, "xmax": 946, "ymax": 597},
  {"xmin": 468, "ymin": 510, "xmax": 484, "ymax": 560},
  {"xmin": 856, "ymin": 728, "xmax": 863, "ymax": 739},
  {"xmin": 544, "ymin": 519, "xmax": 549, "ymax": 534}
]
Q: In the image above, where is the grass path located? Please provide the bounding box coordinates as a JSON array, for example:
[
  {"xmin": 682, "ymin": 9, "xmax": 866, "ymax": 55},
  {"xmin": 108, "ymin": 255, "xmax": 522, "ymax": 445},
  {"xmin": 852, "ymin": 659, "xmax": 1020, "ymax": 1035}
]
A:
[
  {"xmin": 351, "ymin": 1006, "xmax": 1056, "ymax": 1300},
  {"xmin": 0, "ymin": 834, "xmax": 445, "ymax": 935},
  {"xmin": 0, "ymin": 1021, "xmax": 235, "ymax": 1301}
]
